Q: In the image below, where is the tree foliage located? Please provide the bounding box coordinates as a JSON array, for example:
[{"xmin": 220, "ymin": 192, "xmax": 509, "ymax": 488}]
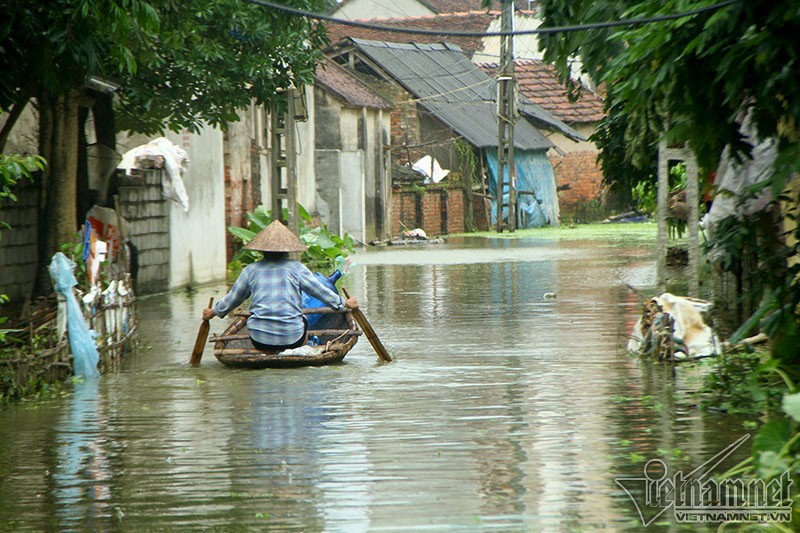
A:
[
  {"xmin": 539, "ymin": 0, "xmax": 800, "ymax": 497},
  {"xmin": 539, "ymin": 0, "xmax": 800, "ymax": 187},
  {"xmin": 0, "ymin": 0, "xmax": 329, "ymax": 295},
  {"xmin": 0, "ymin": 0, "xmax": 328, "ymax": 137},
  {"xmin": 116, "ymin": 0, "xmax": 328, "ymax": 134}
]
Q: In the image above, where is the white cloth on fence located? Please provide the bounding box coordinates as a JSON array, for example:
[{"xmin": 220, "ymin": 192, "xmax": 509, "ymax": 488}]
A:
[{"xmin": 118, "ymin": 137, "xmax": 190, "ymax": 212}]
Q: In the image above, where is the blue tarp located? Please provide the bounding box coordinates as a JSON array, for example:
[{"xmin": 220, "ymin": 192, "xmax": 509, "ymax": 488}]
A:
[
  {"xmin": 486, "ymin": 149, "xmax": 560, "ymax": 228},
  {"xmin": 49, "ymin": 253, "xmax": 100, "ymax": 378}
]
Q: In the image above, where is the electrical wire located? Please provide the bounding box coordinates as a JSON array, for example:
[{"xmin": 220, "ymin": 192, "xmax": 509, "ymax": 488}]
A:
[{"xmin": 245, "ymin": 0, "xmax": 742, "ymax": 37}]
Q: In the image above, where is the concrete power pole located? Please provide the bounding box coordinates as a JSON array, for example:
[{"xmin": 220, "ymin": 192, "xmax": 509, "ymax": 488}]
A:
[{"xmin": 495, "ymin": 0, "xmax": 517, "ymax": 233}]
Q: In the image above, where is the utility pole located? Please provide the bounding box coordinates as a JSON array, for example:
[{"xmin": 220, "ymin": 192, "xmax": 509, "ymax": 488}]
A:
[{"xmin": 495, "ymin": 0, "xmax": 516, "ymax": 233}]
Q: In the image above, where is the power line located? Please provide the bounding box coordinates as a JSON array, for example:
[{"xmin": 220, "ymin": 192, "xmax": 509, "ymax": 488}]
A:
[{"xmin": 245, "ymin": 0, "xmax": 742, "ymax": 37}]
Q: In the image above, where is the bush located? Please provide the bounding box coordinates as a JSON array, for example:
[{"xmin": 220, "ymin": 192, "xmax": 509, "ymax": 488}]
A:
[{"xmin": 228, "ymin": 204, "xmax": 355, "ymax": 275}]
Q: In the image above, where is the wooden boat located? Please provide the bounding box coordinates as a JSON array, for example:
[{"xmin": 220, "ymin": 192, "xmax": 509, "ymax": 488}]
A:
[{"xmin": 209, "ymin": 307, "xmax": 360, "ymax": 368}]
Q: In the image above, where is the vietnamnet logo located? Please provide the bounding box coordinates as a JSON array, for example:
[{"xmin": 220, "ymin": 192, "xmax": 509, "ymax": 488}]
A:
[{"xmin": 615, "ymin": 435, "xmax": 793, "ymax": 526}]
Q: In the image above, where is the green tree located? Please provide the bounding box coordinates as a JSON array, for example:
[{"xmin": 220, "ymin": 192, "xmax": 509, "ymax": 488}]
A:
[
  {"xmin": 538, "ymin": 0, "xmax": 800, "ymax": 184},
  {"xmin": 0, "ymin": 0, "xmax": 328, "ymax": 294},
  {"xmin": 538, "ymin": 1, "xmax": 800, "ymax": 505}
]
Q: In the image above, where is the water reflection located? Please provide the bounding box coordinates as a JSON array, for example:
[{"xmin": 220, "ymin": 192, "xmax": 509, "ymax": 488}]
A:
[
  {"xmin": 0, "ymin": 232, "xmax": 750, "ymax": 531},
  {"xmin": 54, "ymin": 378, "xmax": 112, "ymax": 530}
]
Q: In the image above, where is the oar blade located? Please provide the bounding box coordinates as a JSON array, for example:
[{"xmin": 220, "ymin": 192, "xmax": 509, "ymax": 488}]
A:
[
  {"xmin": 190, "ymin": 297, "xmax": 214, "ymax": 367},
  {"xmin": 343, "ymin": 288, "xmax": 391, "ymax": 362}
]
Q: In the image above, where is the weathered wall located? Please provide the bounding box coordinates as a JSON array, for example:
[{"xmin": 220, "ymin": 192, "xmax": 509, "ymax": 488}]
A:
[
  {"xmin": 224, "ymin": 114, "xmax": 251, "ymax": 260},
  {"xmin": 476, "ymin": 15, "xmax": 592, "ymax": 89},
  {"xmin": 549, "ymin": 150, "xmax": 605, "ymax": 219},
  {"xmin": 295, "ymin": 89, "xmax": 317, "ymax": 212},
  {"xmin": 314, "ymin": 89, "xmax": 392, "ymax": 243},
  {"xmin": 164, "ymin": 126, "xmax": 227, "ymax": 289},
  {"xmin": 118, "ymin": 170, "xmax": 170, "ymax": 294},
  {"xmin": 331, "ymin": 0, "xmax": 434, "ymax": 21},
  {"xmin": 391, "ymin": 185, "xmax": 466, "ymax": 237},
  {"xmin": 0, "ymin": 185, "xmax": 38, "ymax": 302},
  {"xmin": 223, "ymin": 104, "xmax": 269, "ymax": 260},
  {"xmin": 0, "ymin": 102, "xmax": 38, "ymax": 155}
]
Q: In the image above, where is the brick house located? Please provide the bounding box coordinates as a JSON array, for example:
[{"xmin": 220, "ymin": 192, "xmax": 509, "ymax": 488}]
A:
[
  {"xmin": 327, "ymin": 38, "xmax": 582, "ymax": 233},
  {"xmin": 482, "ymin": 60, "xmax": 606, "ymax": 220}
]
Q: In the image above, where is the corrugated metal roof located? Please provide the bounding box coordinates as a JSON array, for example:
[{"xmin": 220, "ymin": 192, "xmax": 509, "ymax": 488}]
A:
[{"xmin": 349, "ymin": 38, "xmax": 554, "ymax": 151}]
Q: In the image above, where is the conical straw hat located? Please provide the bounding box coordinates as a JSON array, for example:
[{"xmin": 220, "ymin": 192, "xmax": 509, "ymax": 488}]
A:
[{"xmin": 245, "ymin": 221, "xmax": 307, "ymax": 253}]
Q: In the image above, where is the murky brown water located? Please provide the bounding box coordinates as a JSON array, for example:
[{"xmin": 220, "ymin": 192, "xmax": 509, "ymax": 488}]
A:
[{"xmin": 0, "ymin": 230, "xmax": 752, "ymax": 531}]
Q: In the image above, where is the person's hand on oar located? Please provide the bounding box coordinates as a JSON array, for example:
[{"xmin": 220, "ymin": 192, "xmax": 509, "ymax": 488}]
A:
[
  {"xmin": 202, "ymin": 306, "xmax": 216, "ymax": 321},
  {"xmin": 343, "ymin": 295, "xmax": 359, "ymax": 311}
]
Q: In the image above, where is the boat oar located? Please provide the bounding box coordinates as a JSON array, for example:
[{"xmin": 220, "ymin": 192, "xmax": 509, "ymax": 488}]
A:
[
  {"xmin": 342, "ymin": 287, "xmax": 391, "ymax": 362},
  {"xmin": 190, "ymin": 297, "xmax": 214, "ymax": 367}
]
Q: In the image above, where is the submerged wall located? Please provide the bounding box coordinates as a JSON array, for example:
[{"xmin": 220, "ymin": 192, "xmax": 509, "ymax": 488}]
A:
[{"xmin": 391, "ymin": 184, "xmax": 466, "ymax": 237}]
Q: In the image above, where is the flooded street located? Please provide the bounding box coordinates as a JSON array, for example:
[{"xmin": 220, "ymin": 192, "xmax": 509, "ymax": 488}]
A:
[{"xmin": 0, "ymin": 228, "xmax": 750, "ymax": 531}]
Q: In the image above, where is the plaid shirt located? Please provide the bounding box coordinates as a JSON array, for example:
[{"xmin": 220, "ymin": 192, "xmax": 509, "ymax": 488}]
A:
[{"xmin": 213, "ymin": 258, "xmax": 345, "ymax": 346}]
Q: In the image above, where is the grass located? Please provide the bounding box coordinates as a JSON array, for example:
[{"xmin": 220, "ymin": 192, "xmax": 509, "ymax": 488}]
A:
[{"xmin": 451, "ymin": 221, "xmax": 658, "ymax": 241}]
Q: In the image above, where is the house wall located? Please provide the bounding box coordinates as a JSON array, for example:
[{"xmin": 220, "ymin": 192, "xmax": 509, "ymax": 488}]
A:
[
  {"xmin": 0, "ymin": 105, "xmax": 40, "ymax": 303},
  {"xmin": 164, "ymin": 126, "xmax": 227, "ymax": 289},
  {"xmin": 331, "ymin": 0, "xmax": 434, "ymax": 21},
  {"xmin": 222, "ymin": 104, "xmax": 267, "ymax": 261},
  {"xmin": 473, "ymin": 14, "xmax": 544, "ymax": 64},
  {"xmin": 546, "ymin": 124, "xmax": 605, "ymax": 219},
  {"xmin": 118, "ymin": 169, "xmax": 170, "ymax": 294},
  {"xmin": 384, "ymin": 85, "xmax": 423, "ymax": 166},
  {"xmin": 391, "ymin": 184, "xmax": 466, "ymax": 236},
  {"xmin": 549, "ymin": 150, "xmax": 604, "ymax": 220},
  {"xmin": 224, "ymin": 114, "xmax": 251, "ymax": 261},
  {"xmin": 476, "ymin": 15, "xmax": 591, "ymax": 88},
  {"xmin": 0, "ymin": 184, "xmax": 38, "ymax": 302},
  {"xmin": 295, "ymin": 89, "xmax": 317, "ymax": 212},
  {"xmin": 314, "ymin": 88, "xmax": 392, "ymax": 243},
  {"xmin": 549, "ymin": 124, "xmax": 597, "ymax": 154},
  {"xmin": 0, "ymin": 103, "xmax": 38, "ymax": 155}
]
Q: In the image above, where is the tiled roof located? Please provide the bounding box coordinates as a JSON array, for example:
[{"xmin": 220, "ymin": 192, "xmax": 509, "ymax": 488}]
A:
[
  {"xmin": 481, "ymin": 60, "xmax": 604, "ymax": 124},
  {"xmin": 325, "ymin": 11, "xmax": 497, "ymax": 56},
  {"xmin": 345, "ymin": 39, "xmax": 555, "ymax": 151},
  {"xmin": 315, "ymin": 59, "xmax": 393, "ymax": 109}
]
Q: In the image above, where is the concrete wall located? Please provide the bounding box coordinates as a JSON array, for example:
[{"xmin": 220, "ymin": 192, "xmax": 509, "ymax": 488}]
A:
[
  {"xmin": 164, "ymin": 126, "xmax": 227, "ymax": 289},
  {"xmin": 0, "ymin": 102, "xmax": 38, "ymax": 155},
  {"xmin": 223, "ymin": 105, "xmax": 266, "ymax": 261},
  {"xmin": 0, "ymin": 185, "xmax": 38, "ymax": 302},
  {"xmin": 549, "ymin": 124, "xmax": 598, "ymax": 154},
  {"xmin": 474, "ymin": 15, "xmax": 544, "ymax": 64},
  {"xmin": 314, "ymin": 89, "xmax": 392, "ymax": 243},
  {"xmin": 118, "ymin": 170, "xmax": 170, "ymax": 294},
  {"xmin": 331, "ymin": 0, "xmax": 434, "ymax": 21},
  {"xmin": 295, "ymin": 89, "xmax": 317, "ymax": 212},
  {"xmin": 475, "ymin": 15, "xmax": 591, "ymax": 89}
]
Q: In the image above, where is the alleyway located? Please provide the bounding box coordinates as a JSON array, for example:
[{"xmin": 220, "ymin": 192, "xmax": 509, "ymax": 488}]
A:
[{"xmin": 0, "ymin": 229, "xmax": 747, "ymax": 531}]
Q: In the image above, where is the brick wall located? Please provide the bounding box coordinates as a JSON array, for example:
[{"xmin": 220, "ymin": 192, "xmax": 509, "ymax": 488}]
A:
[
  {"xmin": 391, "ymin": 184, "xmax": 466, "ymax": 236},
  {"xmin": 550, "ymin": 150, "xmax": 605, "ymax": 217},
  {"xmin": 118, "ymin": 169, "xmax": 170, "ymax": 294},
  {"xmin": 372, "ymin": 83, "xmax": 423, "ymax": 167},
  {"xmin": 0, "ymin": 185, "xmax": 38, "ymax": 302}
]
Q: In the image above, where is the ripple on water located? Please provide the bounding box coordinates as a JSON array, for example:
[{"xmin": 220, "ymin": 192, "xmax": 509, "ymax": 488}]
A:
[{"xmin": 0, "ymin": 235, "xmax": 745, "ymax": 532}]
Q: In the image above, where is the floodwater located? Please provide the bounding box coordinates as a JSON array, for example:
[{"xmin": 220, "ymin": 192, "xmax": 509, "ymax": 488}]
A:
[{"xmin": 0, "ymin": 228, "xmax": 752, "ymax": 531}]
